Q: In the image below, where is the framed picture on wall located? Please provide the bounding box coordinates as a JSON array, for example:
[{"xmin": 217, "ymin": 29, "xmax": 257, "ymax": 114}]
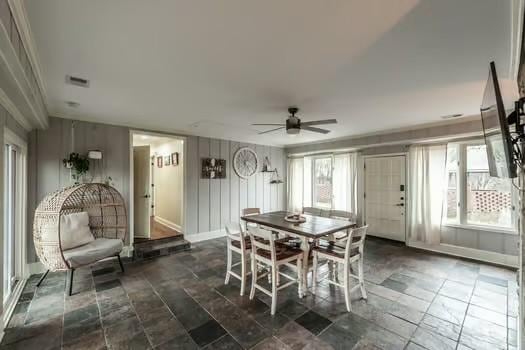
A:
[
  {"xmin": 201, "ymin": 158, "xmax": 226, "ymax": 179},
  {"xmin": 171, "ymin": 152, "xmax": 179, "ymax": 166},
  {"xmin": 164, "ymin": 155, "xmax": 171, "ymax": 166},
  {"xmin": 157, "ymin": 156, "xmax": 163, "ymax": 168}
]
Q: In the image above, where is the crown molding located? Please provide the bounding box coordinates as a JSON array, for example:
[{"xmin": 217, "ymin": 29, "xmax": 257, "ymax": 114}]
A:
[{"xmin": 7, "ymin": 0, "xmax": 48, "ymax": 107}]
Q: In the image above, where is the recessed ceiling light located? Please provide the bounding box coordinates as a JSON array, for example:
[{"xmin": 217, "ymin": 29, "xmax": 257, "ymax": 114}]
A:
[{"xmin": 65, "ymin": 101, "xmax": 80, "ymax": 108}]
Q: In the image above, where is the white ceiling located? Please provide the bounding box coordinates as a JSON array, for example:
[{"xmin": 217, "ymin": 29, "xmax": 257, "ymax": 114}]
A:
[{"xmin": 25, "ymin": 0, "xmax": 518, "ymax": 147}]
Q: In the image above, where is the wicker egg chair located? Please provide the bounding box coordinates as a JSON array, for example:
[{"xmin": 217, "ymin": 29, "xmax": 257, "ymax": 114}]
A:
[{"xmin": 33, "ymin": 183, "xmax": 127, "ymax": 295}]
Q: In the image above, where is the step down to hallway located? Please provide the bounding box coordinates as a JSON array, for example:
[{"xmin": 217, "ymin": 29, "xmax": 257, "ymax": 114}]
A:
[{"xmin": 134, "ymin": 235, "xmax": 191, "ymax": 260}]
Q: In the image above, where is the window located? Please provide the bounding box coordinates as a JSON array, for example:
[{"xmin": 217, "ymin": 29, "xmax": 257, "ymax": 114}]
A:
[
  {"xmin": 443, "ymin": 142, "xmax": 515, "ymax": 230},
  {"xmin": 312, "ymin": 157, "xmax": 332, "ymax": 209}
]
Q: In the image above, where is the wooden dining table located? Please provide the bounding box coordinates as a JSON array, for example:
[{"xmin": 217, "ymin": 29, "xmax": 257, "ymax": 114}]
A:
[{"xmin": 241, "ymin": 210, "xmax": 356, "ymax": 297}]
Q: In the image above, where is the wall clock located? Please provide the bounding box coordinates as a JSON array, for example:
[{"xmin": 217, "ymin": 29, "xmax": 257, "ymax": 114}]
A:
[{"xmin": 233, "ymin": 147, "xmax": 258, "ymax": 179}]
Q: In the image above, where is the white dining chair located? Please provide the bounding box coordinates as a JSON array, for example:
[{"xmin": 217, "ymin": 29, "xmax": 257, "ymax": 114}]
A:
[
  {"xmin": 248, "ymin": 226, "xmax": 304, "ymax": 315},
  {"xmin": 311, "ymin": 225, "xmax": 368, "ymax": 312},
  {"xmin": 224, "ymin": 222, "xmax": 251, "ymax": 296},
  {"xmin": 302, "ymin": 207, "xmax": 321, "ymax": 216},
  {"xmin": 328, "ymin": 210, "xmax": 356, "ymax": 241}
]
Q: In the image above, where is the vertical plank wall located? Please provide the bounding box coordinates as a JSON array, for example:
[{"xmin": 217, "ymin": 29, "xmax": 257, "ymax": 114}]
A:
[
  {"xmin": 184, "ymin": 136, "xmax": 287, "ymax": 236},
  {"xmin": 27, "ymin": 117, "xmax": 287, "ymax": 262}
]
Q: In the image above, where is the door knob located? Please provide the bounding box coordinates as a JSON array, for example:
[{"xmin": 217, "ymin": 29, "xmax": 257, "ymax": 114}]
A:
[
  {"xmin": 143, "ymin": 194, "xmax": 150, "ymax": 198},
  {"xmin": 395, "ymin": 203, "xmax": 404, "ymax": 207}
]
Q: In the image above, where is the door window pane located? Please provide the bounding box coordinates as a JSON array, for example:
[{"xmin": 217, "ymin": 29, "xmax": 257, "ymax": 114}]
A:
[
  {"xmin": 313, "ymin": 157, "xmax": 332, "ymax": 209},
  {"xmin": 466, "ymin": 145, "xmax": 512, "ymax": 227},
  {"xmin": 445, "ymin": 145, "xmax": 458, "ymax": 221}
]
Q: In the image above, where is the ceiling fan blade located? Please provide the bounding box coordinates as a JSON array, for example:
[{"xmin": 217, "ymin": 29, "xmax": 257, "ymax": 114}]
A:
[
  {"xmin": 258, "ymin": 127, "xmax": 285, "ymax": 135},
  {"xmin": 252, "ymin": 123, "xmax": 285, "ymax": 126},
  {"xmin": 302, "ymin": 126, "xmax": 331, "ymax": 134},
  {"xmin": 301, "ymin": 119, "xmax": 337, "ymax": 126}
]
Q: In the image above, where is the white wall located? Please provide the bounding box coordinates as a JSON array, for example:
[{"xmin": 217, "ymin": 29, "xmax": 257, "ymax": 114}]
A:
[{"xmin": 151, "ymin": 139, "xmax": 184, "ymax": 229}]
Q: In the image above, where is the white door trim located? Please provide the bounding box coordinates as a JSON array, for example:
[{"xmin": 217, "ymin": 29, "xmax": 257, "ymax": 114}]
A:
[{"xmin": 129, "ymin": 130, "xmax": 187, "ymax": 251}]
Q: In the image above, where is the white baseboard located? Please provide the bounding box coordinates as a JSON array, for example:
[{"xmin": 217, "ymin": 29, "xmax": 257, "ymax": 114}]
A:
[
  {"xmin": 408, "ymin": 241, "xmax": 518, "ymax": 268},
  {"xmin": 185, "ymin": 229, "xmax": 226, "ymax": 243},
  {"xmin": 154, "ymin": 216, "xmax": 182, "ymax": 232},
  {"xmin": 2, "ymin": 277, "xmax": 27, "ymax": 336}
]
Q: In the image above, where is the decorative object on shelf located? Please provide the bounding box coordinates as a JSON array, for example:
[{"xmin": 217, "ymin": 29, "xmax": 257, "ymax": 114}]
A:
[
  {"xmin": 63, "ymin": 152, "xmax": 90, "ymax": 184},
  {"xmin": 202, "ymin": 158, "xmax": 226, "ymax": 179},
  {"xmin": 233, "ymin": 147, "xmax": 258, "ymax": 179},
  {"xmin": 157, "ymin": 156, "xmax": 163, "ymax": 168},
  {"xmin": 270, "ymin": 168, "xmax": 284, "ymax": 184},
  {"xmin": 171, "ymin": 152, "xmax": 179, "ymax": 166}
]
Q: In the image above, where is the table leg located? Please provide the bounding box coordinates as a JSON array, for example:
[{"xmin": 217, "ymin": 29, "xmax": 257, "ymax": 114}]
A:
[{"xmin": 300, "ymin": 237, "xmax": 310, "ymax": 297}]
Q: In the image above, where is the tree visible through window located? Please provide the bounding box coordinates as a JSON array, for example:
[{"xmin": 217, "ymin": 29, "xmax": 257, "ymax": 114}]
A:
[{"xmin": 313, "ymin": 157, "xmax": 332, "ymax": 209}]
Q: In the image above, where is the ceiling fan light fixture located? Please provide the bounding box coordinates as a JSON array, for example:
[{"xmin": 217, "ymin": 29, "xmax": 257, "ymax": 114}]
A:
[{"xmin": 287, "ymin": 127, "xmax": 300, "ymax": 135}]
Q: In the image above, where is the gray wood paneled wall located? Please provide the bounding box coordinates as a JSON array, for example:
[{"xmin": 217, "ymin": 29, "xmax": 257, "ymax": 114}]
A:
[
  {"xmin": 185, "ymin": 137, "xmax": 286, "ymax": 235},
  {"xmin": 27, "ymin": 117, "xmax": 286, "ymax": 263}
]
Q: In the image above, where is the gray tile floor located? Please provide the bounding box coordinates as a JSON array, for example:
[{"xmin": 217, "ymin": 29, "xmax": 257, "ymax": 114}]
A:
[{"xmin": 0, "ymin": 237, "xmax": 518, "ymax": 350}]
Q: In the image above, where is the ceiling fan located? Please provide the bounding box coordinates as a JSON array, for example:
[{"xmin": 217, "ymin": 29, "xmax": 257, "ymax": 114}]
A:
[{"xmin": 253, "ymin": 107, "xmax": 337, "ymax": 135}]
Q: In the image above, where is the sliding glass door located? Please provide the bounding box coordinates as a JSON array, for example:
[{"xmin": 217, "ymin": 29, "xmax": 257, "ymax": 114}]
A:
[{"xmin": 3, "ymin": 144, "xmax": 18, "ymax": 303}]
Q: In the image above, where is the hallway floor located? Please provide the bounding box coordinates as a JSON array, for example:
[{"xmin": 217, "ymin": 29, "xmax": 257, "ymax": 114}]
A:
[{"xmin": 1, "ymin": 237, "xmax": 517, "ymax": 350}]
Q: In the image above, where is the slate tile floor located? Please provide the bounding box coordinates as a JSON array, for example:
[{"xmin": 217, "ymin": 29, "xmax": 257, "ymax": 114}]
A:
[{"xmin": 1, "ymin": 237, "xmax": 518, "ymax": 350}]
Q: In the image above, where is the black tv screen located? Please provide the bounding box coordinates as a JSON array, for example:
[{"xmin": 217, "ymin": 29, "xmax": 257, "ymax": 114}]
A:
[{"xmin": 480, "ymin": 62, "xmax": 516, "ymax": 178}]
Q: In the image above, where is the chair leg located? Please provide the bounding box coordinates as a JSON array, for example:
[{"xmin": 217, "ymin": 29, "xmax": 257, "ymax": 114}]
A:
[
  {"xmin": 225, "ymin": 246, "xmax": 232, "ymax": 285},
  {"xmin": 249, "ymin": 255, "xmax": 257, "ymax": 300},
  {"xmin": 271, "ymin": 265, "xmax": 278, "ymax": 315},
  {"xmin": 296, "ymin": 258, "xmax": 303, "ymax": 299},
  {"xmin": 240, "ymin": 253, "xmax": 246, "ymax": 296},
  {"xmin": 67, "ymin": 269, "xmax": 75, "ymax": 296},
  {"xmin": 117, "ymin": 254, "xmax": 125, "ymax": 273},
  {"xmin": 358, "ymin": 257, "xmax": 367, "ymax": 300},
  {"xmin": 343, "ymin": 263, "xmax": 351, "ymax": 312},
  {"xmin": 37, "ymin": 270, "xmax": 50, "ymax": 287},
  {"xmin": 312, "ymin": 252, "xmax": 318, "ymax": 295}
]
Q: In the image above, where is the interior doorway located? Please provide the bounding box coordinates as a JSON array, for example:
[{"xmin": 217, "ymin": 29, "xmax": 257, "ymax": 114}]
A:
[
  {"xmin": 132, "ymin": 132, "xmax": 184, "ymax": 241},
  {"xmin": 364, "ymin": 155, "xmax": 406, "ymax": 242}
]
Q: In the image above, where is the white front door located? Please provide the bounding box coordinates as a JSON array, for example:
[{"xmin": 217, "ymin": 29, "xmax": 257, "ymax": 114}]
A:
[
  {"xmin": 133, "ymin": 145, "xmax": 151, "ymax": 238},
  {"xmin": 364, "ymin": 155, "xmax": 406, "ymax": 242}
]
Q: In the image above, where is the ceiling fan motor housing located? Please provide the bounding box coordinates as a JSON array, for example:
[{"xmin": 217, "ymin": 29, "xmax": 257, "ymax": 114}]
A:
[{"xmin": 286, "ymin": 116, "xmax": 300, "ymax": 134}]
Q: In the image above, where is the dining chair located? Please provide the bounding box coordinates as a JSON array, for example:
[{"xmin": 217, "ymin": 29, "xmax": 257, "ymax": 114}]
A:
[
  {"xmin": 302, "ymin": 207, "xmax": 321, "ymax": 216},
  {"xmin": 311, "ymin": 225, "xmax": 368, "ymax": 312},
  {"xmin": 319, "ymin": 209, "xmax": 331, "ymax": 217},
  {"xmin": 328, "ymin": 210, "xmax": 356, "ymax": 241},
  {"xmin": 248, "ymin": 226, "xmax": 304, "ymax": 315},
  {"xmin": 224, "ymin": 222, "xmax": 251, "ymax": 296}
]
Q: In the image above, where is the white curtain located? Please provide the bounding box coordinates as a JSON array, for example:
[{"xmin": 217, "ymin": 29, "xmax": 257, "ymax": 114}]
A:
[
  {"xmin": 332, "ymin": 153, "xmax": 357, "ymax": 214},
  {"xmin": 287, "ymin": 157, "xmax": 304, "ymax": 213},
  {"xmin": 408, "ymin": 144, "xmax": 447, "ymax": 244}
]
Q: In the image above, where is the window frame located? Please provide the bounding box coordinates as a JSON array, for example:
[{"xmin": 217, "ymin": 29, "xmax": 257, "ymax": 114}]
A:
[
  {"xmin": 443, "ymin": 141, "xmax": 517, "ymax": 234},
  {"xmin": 311, "ymin": 155, "xmax": 334, "ymax": 209}
]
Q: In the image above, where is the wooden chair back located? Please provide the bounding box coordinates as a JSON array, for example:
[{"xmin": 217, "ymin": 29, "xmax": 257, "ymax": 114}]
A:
[
  {"xmin": 242, "ymin": 208, "xmax": 261, "ymax": 217},
  {"xmin": 344, "ymin": 225, "xmax": 368, "ymax": 258},
  {"xmin": 247, "ymin": 226, "xmax": 276, "ymax": 261},
  {"xmin": 225, "ymin": 222, "xmax": 247, "ymax": 250},
  {"xmin": 302, "ymin": 207, "xmax": 321, "ymax": 216},
  {"xmin": 319, "ymin": 209, "xmax": 331, "ymax": 217},
  {"xmin": 329, "ymin": 210, "xmax": 354, "ymax": 221}
]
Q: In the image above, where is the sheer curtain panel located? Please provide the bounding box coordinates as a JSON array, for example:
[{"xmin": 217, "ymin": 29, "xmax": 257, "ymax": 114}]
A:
[
  {"xmin": 287, "ymin": 157, "xmax": 304, "ymax": 213},
  {"xmin": 408, "ymin": 144, "xmax": 447, "ymax": 244},
  {"xmin": 332, "ymin": 153, "xmax": 357, "ymax": 214}
]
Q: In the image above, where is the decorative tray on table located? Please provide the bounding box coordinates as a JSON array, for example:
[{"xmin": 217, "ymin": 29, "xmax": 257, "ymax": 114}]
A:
[{"xmin": 284, "ymin": 214, "xmax": 306, "ymax": 224}]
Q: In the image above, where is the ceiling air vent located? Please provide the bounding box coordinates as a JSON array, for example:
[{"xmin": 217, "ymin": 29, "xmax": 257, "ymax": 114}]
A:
[
  {"xmin": 66, "ymin": 75, "xmax": 90, "ymax": 88},
  {"xmin": 441, "ymin": 113, "xmax": 463, "ymax": 120}
]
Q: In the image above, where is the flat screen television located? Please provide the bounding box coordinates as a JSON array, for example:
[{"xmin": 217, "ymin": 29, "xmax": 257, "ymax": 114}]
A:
[{"xmin": 480, "ymin": 61, "xmax": 516, "ymax": 178}]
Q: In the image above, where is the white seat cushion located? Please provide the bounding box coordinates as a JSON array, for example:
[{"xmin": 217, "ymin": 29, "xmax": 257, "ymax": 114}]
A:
[
  {"xmin": 60, "ymin": 212, "xmax": 95, "ymax": 250},
  {"xmin": 63, "ymin": 238, "xmax": 123, "ymax": 268}
]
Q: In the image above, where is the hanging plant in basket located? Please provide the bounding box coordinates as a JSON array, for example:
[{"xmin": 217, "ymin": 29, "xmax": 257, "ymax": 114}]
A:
[{"xmin": 63, "ymin": 152, "xmax": 90, "ymax": 183}]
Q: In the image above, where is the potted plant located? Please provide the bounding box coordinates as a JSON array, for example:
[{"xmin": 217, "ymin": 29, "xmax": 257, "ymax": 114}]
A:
[{"xmin": 63, "ymin": 152, "xmax": 90, "ymax": 183}]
